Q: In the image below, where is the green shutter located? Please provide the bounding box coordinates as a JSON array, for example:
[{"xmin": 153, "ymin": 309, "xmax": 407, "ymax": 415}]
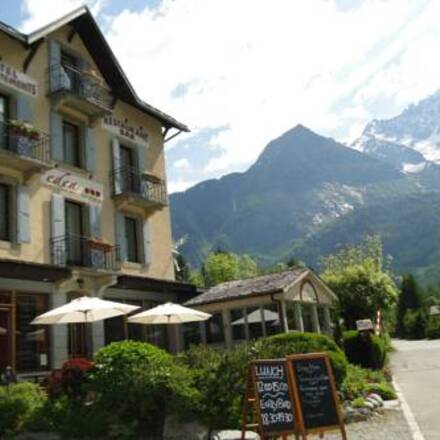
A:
[
  {"xmin": 137, "ymin": 145, "xmax": 147, "ymax": 173},
  {"xmin": 115, "ymin": 212, "xmax": 127, "ymax": 261},
  {"xmin": 50, "ymin": 111, "xmax": 63, "ymax": 161},
  {"xmin": 112, "ymin": 138, "xmax": 122, "ymax": 194},
  {"xmin": 142, "ymin": 219, "xmax": 151, "ymax": 265},
  {"xmin": 85, "ymin": 127, "xmax": 96, "ymax": 172},
  {"xmin": 89, "ymin": 204, "xmax": 101, "ymax": 238},
  {"xmin": 48, "ymin": 40, "xmax": 61, "ymax": 92},
  {"xmin": 16, "ymin": 185, "xmax": 30, "ymax": 243},
  {"xmin": 16, "ymin": 94, "xmax": 33, "ymax": 122},
  {"xmin": 51, "ymin": 194, "xmax": 65, "ymax": 265}
]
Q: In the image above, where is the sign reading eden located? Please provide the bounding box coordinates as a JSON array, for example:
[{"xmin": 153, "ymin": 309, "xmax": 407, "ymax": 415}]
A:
[
  {"xmin": 102, "ymin": 116, "xmax": 149, "ymax": 147},
  {"xmin": 0, "ymin": 61, "xmax": 37, "ymax": 97},
  {"xmin": 41, "ymin": 169, "xmax": 104, "ymax": 203}
]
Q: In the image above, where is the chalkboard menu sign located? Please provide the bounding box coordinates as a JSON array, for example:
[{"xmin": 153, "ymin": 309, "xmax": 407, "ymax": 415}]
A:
[
  {"xmin": 251, "ymin": 360, "xmax": 296, "ymax": 436},
  {"xmin": 287, "ymin": 353, "xmax": 345, "ymax": 436}
]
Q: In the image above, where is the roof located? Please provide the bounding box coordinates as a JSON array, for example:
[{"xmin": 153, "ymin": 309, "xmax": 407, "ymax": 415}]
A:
[
  {"xmin": 0, "ymin": 258, "xmax": 71, "ymax": 282},
  {"xmin": 0, "ymin": 6, "xmax": 188, "ymax": 132},
  {"xmin": 185, "ymin": 267, "xmax": 309, "ymax": 307}
]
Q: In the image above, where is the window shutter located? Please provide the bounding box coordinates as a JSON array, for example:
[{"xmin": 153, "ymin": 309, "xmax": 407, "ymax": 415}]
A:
[
  {"xmin": 141, "ymin": 219, "xmax": 152, "ymax": 265},
  {"xmin": 50, "ymin": 111, "xmax": 63, "ymax": 161},
  {"xmin": 48, "ymin": 40, "xmax": 61, "ymax": 92},
  {"xmin": 112, "ymin": 138, "xmax": 122, "ymax": 194},
  {"xmin": 89, "ymin": 204, "xmax": 101, "ymax": 238},
  {"xmin": 115, "ymin": 212, "xmax": 127, "ymax": 261},
  {"xmin": 16, "ymin": 185, "xmax": 30, "ymax": 243},
  {"xmin": 85, "ymin": 127, "xmax": 96, "ymax": 172},
  {"xmin": 137, "ymin": 145, "xmax": 148, "ymax": 173},
  {"xmin": 16, "ymin": 94, "xmax": 33, "ymax": 122},
  {"xmin": 51, "ymin": 194, "xmax": 65, "ymax": 265}
]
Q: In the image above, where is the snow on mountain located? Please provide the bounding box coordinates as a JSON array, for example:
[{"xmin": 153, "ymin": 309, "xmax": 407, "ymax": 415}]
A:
[{"xmin": 351, "ymin": 90, "xmax": 440, "ymax": 170}]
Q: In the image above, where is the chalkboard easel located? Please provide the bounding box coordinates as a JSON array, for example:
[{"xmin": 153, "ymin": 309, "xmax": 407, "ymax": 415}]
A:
[
  {"xmin": 287, "ymin": 353, "xmax": 347, "ymax": 440},
  {"xmin": 241, "ymin": 359, "xmax": 300, "ymax": 440}
]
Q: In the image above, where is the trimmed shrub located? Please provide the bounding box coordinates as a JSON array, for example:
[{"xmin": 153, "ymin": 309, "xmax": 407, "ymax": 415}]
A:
[
  {"xmin": 0, "ymin": 382, "xmax": 47, "ymax": 436},
  {"xmin": 90, "ymin": 340, "xmax": 198, "ymax": 438},
  {"xmin": 403, "ymin": 310, "xmax": 426, "ymax": 340},
  {"xmin": 426, "ymin": 316, "xmax": 440, "ymax": 339},
  {"xmin": 343, "ymin": 330, "xmax": 386, "ymax": 370},
  {"xmin": 254, "ymin": 332, "xmax": 348, "ymax": 386}
]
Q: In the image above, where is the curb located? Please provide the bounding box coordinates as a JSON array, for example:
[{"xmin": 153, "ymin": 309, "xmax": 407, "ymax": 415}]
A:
[{"xmin": 392, "ymin": 379, "xmax": 425, "ymax": 440}]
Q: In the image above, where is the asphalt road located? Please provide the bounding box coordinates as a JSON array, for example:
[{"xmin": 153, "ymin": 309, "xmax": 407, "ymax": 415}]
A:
[{"xmin": 391, "ymin": 339, "xmax": 440, "ymax": 440}]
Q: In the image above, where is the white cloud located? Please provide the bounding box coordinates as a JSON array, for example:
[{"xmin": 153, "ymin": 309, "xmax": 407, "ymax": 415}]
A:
[
  {"xmin": 173, "ymin": 158, "xmax": 191, "ymax": 171},
  {"xmin": 19, "ymin": 0, "xmax": 440, "ymax": 183},
  {"xmin": 168, "ymin": 178, "xmax": 197, "ymax": 194}
]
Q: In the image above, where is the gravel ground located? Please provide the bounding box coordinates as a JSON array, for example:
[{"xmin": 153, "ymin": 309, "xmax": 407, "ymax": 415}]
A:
[{"xmin": 293, "ymin": 408, "xmax": 413, "ymax": 439}]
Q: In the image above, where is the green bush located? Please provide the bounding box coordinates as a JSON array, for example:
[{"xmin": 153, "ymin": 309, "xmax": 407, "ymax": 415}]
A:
[
  {"xmin": 403, "ymin": 310, "xmax": 426, "ymax": 340},
  {"xmin": 254, "ymin": 332, "xmax": 348, "ymax": 386},
  {"xmin": 0, "ymin": 382, "xmax": 47, "ymax": 436},
  {"xmin": 426, "ymin": 316, "xmax": 440, "ymax": 339},
  {"xmin": 90, "ymin": 340, "xmax": 198, "ymax": 438},
  {"xmin": 341, "ymin": 364, "xmax": 396, "ymax": 401},
  {"xmin": 178, "ymin": 332, "xmax": 347, "ymax": 430},
  {"xmin": 343, "ymin": 330, "xmax": 387, "ymax": 370}
]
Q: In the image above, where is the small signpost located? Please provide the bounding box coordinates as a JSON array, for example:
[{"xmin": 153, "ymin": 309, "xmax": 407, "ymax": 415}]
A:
[
  {"xmin": 242, "ymin": 353, "xmax": 347, "ymax": 439},
  {"xmin": 241, "ymin": 359, "xmax": 298, "ymax": 439}
]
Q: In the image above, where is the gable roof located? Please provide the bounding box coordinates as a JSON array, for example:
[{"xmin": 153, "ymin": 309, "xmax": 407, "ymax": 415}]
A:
[
  {"xmin": 1, "ymin": 6, "xmax": 188, "ymax": 132},
  {"xmin": 185, "ymin": 267, "xmax": 310, "ymax": 307}
]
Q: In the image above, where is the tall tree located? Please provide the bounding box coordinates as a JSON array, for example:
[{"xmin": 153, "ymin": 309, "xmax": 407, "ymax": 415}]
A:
[{"xmin": 395, "ymin": 274, "xmax": 422, "ymax": 337}]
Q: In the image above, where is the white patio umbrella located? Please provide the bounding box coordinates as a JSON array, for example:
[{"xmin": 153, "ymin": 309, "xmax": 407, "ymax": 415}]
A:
[
  {"xmin": 31, "ymin": 296, "xmax": 140, "ymax": 358},
  {"xmin": 128, "ymin": 302, "xmax": 211, "ymax": 325},
  {"xmin": 31, "ymin": 296, "xmax": 140, "ymax": 325}
]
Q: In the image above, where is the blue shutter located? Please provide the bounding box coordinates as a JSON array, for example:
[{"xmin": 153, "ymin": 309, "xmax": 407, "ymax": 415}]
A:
[
  {"xmin": 115, "ymin": 212, "xmax": 127, "ymax": 261},
  {"xmin": 48, "ymin": 40, "xmax": 61, "ymax": 92},
  {"xmin": 85, "ymin": 127, "xmax": 96, "ymax": 172},
  {"xmin": 50, "ymin": 111, "xmax": 63, "ymax": 161},
  {"xmin": 89, "ymin": 204, "xmax": 101, "ymax": 238},
  {"xmin": 16, "ymin": 185, "xmax": 30, "ymax": 243},
  {"xmin": 16, "ymin": 95, "xmax": 33, "ymax": 122},
  {"xmin": 142, "ymin": 219, "xmax": 151, "ymax": 265},
  {"xmin": 51, "ymin": 194, "xmax": 65, "ymax": 265},
  {"xmin": 112, "ymin": 138, "xmax": 122, "ymax": 194}
]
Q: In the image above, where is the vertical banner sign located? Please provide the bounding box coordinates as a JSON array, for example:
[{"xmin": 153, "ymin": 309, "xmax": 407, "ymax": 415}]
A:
[
  {"xmin": 287, "ymin": 353, "xmax": 347, "ymax": 439},
  {"xmin": 248, "ymin": 360, "xmax": 297, "ymax": 438}
]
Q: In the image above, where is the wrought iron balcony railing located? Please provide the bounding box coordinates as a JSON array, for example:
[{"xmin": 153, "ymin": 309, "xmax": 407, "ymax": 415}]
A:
[
  {"xmin": 110, "ymin": 166, "xmax": 168, "ymax": 207},
  {"xmin": 48, "ymin": 63, "xmax": 113, "ymax": 112},
  {"xmin": 50, "ymin": 234, "xmax": 120, "ymax": 271},
  {"xmin": 0, "ymin": 120, "xmax": 50, "ymax": 164}
]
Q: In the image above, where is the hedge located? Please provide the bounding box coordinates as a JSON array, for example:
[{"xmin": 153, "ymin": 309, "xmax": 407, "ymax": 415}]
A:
[{"xmin": 343, "ymin": 330, "xmax": 387, "ymax": 370}]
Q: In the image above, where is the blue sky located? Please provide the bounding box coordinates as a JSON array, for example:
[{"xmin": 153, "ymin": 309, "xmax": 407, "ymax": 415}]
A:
[{"xmin": 3, "ymin": 0, "xmax": 440, "ymax": 192}]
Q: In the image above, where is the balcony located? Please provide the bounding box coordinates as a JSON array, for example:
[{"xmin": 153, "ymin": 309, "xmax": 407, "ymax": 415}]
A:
[
  {"xmin": 110, "ymin": 166, "xmax": 168, "ymax": 211},
  {"xmin": 50, "ymin": 234, "xmax": 120, "ymax": 272},
  {"xmin": 0, "ymin": 120, "xmax": 51, "ymax": 175},
  {"xmin": 47, "ymin": 64, "xmax": 113, "ymax": 119}
]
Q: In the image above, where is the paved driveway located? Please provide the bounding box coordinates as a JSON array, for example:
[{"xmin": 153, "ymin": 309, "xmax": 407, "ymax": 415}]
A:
[{"xmin": 391, "ymin": 339, "xmax": 440, "ymax": 440}]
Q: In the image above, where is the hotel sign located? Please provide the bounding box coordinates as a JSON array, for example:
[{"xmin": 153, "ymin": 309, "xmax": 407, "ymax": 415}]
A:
[
  {"xmin": 103, "ymin": 116, "xmax": 149, "ymax": 147},
  {"xmin": 0, "ymin": 61, "xmax": 37, "ymax": 97},
  {"xmin": 41, "ymin": 169, "xmax": 104, "ymax": 204}
]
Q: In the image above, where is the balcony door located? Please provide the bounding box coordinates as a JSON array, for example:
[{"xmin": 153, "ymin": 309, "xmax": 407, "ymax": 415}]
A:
[
  {"xmin": 0, "ymin": 306, "xmax": 13, "ymax": 370},
  {"xmin": 120, "ymin": 145, "xmax": 138, "ymax": 192},
  {"xmin": 0, "ymin": 94, "xmax": 9, "ymax": 149},
  {"xmin": 65, "ymin": 201, "xmax": 84, "ymax": 265}
]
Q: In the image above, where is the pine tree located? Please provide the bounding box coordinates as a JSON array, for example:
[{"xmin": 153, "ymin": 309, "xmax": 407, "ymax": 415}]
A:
[{"xmin": 396, "ymin": 274, "xmax": 422, "ymax": 337}]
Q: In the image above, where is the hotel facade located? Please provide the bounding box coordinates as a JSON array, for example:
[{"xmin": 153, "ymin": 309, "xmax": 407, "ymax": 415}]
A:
[{"xmin": 0, "ymin": 7, "xmax": 196, "ymax": 376}]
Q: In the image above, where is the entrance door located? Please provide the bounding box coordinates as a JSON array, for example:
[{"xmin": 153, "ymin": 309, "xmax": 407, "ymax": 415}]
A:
[
  {"xmin": 65, "ymin": 201, "xmax": 84, "ymax": 265},
  {"xmin": 120, "ymin": 145, "xmax": 138, "ymax": 192},
  {"xmin": 0, "ymin": 94, "xmax": 9, "ymax": 149},
  {"xmin": 0, "ymin": 307, "xmax": 12, "ymax": 370}
]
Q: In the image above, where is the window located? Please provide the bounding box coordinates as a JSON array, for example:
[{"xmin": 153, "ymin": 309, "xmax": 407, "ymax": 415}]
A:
[
  {"xmin": 264, "ymin": 303, "xmax": 282, "ymax": 336},
  {"xmin": 125, "ymin": 216, "xmax": 140, "ymax": 263},
  {"xmin": 230, "ymin": 309, "xmax": 246, "ymax": 342},
  {"xmin": 15, "ymin": 294, "xmax": 50, "ymax": 372},
  {"xmin": 63, "ymin": 121, "xmax": 81, "ymax": 168},
  {"xmin": 206, "ymin": 312, "xmax": 224, "ymax": 345},
  {"xmin": 246, "ymin": 307, "xmax": 264, "ymax": 340},
  {"xmin": 0, "ymin": 184, "xmax": 10, "ymax": 241},
  {"xmin": 61, "ymin": 51, "xmax": 78, "ymax": 92},
  {"xmin": 0, "ymin": 94, "xmax": 9, "ymax": 148},
  {"xmin": 65, "ymin": 200, "xmax": 85, "ymax": 265}
]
